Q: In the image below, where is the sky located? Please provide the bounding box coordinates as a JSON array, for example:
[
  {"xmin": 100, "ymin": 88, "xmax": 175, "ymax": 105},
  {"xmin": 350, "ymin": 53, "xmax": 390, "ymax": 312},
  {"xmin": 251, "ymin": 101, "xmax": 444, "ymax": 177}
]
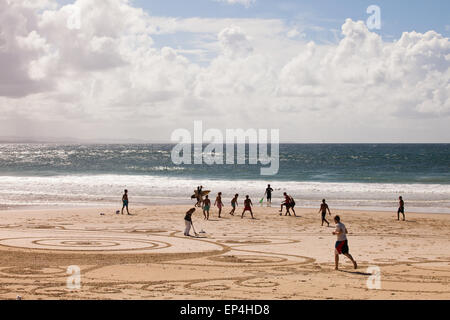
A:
[{"xmin": 0, "ymin": 0, "xmax": 449, "ymax": 143}]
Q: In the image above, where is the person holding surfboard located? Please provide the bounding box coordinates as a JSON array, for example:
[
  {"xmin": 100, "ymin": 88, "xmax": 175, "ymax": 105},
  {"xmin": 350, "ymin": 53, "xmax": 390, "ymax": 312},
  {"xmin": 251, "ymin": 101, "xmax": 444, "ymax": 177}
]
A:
[
  {"xmin": 203, "ymin": 195, "xmax": 211, "ymax": 220},
  {"xmin": 229, "ymin": 194, "xmax": 239, "ymax": 216},
  {"xmin": 242, "ymin": 195, "xmax": 255, "ymax": 219},
  {"xmin": 215, "ymin": 192, "xmax": 224, "ymax": 218},
  {"xmin": 195, "ymin": 186, "xmax": 203, "ymax": 207}
]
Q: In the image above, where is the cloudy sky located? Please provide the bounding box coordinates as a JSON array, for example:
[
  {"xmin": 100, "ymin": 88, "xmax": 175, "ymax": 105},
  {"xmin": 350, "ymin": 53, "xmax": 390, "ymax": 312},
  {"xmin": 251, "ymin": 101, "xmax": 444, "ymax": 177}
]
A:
[{"xmin": 0, "ymin": 0, "xmax": 449, "ymax": 143}]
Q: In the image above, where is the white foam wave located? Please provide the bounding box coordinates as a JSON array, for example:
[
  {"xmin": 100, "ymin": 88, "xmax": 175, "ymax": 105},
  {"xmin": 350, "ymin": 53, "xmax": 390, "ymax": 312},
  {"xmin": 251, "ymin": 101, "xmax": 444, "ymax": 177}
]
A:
[{"xmin": 0, "ymin": 175, "xmax": 449, "ymax": 213}]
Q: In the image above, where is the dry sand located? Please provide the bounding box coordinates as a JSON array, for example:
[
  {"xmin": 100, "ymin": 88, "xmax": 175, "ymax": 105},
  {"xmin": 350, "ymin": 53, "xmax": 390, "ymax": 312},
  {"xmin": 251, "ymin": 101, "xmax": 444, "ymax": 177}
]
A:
[{"xmin": 0, "ymin": 205, "xmax": 449, "ymax": 300}]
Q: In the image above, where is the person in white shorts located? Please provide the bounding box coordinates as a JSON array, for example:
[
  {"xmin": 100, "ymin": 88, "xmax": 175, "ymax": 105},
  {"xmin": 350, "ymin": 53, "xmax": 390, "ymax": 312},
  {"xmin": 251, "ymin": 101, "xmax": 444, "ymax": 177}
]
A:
[{"xmin": 333, "ymin": 215, "xmax": 357, "ymax": 270}]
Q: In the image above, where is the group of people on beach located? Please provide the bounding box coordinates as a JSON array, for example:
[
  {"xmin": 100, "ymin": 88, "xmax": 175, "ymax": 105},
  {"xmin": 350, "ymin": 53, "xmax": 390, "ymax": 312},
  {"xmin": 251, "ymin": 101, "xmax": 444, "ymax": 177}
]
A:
[
  {"xmin": 183, "ymin": 185, "xmax": 407, "ymax": 270},
  {"xmin": 200, "ymin": 193, "xmax": 255, "ymax": 220},
  {"xmin": 120, "ymin": 187, "xmax": 405, "ymax": 271},
  {"xmin": 184, "ymin": 198, "xmax": 358, "ymax": 271}
]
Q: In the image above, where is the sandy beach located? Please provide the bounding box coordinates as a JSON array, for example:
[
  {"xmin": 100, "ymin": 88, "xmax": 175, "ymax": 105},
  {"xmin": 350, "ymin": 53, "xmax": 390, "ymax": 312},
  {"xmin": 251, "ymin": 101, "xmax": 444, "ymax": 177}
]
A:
[{"xmin": 0, "ymin": 205, "xmax": 448, "ymax": 300}]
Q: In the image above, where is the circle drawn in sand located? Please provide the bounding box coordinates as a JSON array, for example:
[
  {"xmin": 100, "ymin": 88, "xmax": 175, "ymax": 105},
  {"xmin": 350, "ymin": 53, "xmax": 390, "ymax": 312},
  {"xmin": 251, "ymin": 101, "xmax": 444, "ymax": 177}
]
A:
[
  {"xmin": 129, "ymin": 229, "xmax": 167, "ymax": 234},
  {"xmin": 0, "ymin": 266, "xmax": 67, "ymax": 278},
  {"xmin": 236, "ymin": 278, "xmax": 279, "ymax": 288},
  {"xmin": 218, "ymin": 239, "xmax": 271, "ymax": 245},
  {"xmin": 373, "ymin": 258, "xmax": 398, "ymax": 263},
  {"xmin": 185, "ymin": 281, "xmax": 231, "ymax": 291},
  {"xmin": 89, "ymin": 286, "xmax": 123, "ymax": 294},
  {"xmin": 0, "ymin": 237, "xmax": 170, "ymax": 252},
  {"xmin": 27, "ymin": 225, "xmax": 65, "ymax": 230},
  {"xmin": 142, "ymin": 283, "xmax": 178, "ymax": 292},
  {"xmin": 208, "ymin": 255, "xmax": 287, "ymax": 265}
]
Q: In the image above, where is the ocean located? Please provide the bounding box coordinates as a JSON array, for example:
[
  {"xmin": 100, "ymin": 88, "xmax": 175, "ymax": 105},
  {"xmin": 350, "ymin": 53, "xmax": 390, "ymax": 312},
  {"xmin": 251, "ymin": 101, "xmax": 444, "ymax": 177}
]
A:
[{"xmin": 0, "ymin": 143, "xmax": 449, "ymax": 213}]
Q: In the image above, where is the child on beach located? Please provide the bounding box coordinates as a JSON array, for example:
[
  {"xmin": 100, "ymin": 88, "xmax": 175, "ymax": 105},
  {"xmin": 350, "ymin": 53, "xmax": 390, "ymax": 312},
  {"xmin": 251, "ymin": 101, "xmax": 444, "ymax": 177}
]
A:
[
  {"xmin": 184, "ymin": 208, "xmax": 197, "ymax": 237},
  {"xmin": 242, "ymin": 195, "xmax": 255, "ymax": 219},
  {"xmin": 121, "ymin": 189, "xmax": 131, "ymax": 215},
  {"xmin": 319, "ymin": 199, "xmax": 331, "ymax": 227},
  {"xmin": 203, "ymin": 195, "xmax": 211, "ymax": 220},
  {"xmin": 398, "ymin": 196, "xmax": 406, "ymax": 221},
  {"xmin": 229, "ymin": 194, "xmax": 239, "ymax": 216},
  {"xmin": 215, "ymin": 192, "xmax": 224, "ymax": 218},
  {"xmin": 332, "ymin": 215, "xmax": 357, "ymax": 270}
]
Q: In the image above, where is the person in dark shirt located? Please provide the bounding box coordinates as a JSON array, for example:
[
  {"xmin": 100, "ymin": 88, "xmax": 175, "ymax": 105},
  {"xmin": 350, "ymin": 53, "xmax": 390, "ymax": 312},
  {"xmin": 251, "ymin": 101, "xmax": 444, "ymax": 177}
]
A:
[
  {"xmin": 184, "ymin": 208, "xmax": 197, "ymax": 237},
  {"xmin": 121, "ymin": 189, "xmax": 131, "ymax": 215},
  {"xmin": 264, "ymin": 184, "xmax": 274, "ymax": 206},
  {"xmin": 242, "ymin": 195, "xmax": 255, "ymax": 219},
  {"xmin": 397, "ymin": 196, "xmax": 405, "ymax": 221}
]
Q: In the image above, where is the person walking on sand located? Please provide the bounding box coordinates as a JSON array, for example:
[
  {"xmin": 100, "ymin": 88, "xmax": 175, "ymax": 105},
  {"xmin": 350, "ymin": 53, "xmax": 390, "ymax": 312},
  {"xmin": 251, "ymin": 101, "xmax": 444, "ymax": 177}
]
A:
[
  {"xmin": 242, "ymin": 195, "xmax": 255, "ymax": 219},
  {"xmin": 121, "ymin": 189, "xmax": 131, "ymax": 215},
  {"xmin": 215, "ymin": 192, "xmax": 224, "ymax": 218},
  {"xmin": 319, "ymin": 199, "xmax": 331, "ymax": 227},
  {"xmin": 229, "ymin": 194, "xmax": 239, "ymax": 216},
  {"xmin": 332, "ymin": 215, "xmax": 357, "ymax": 271},
  {"xmin": 264, "ymin": 184, "xmax": 274, "ymax": 206},
  {"xmin": 184, "ymin": 208, "xmax": 197, "ymax": 237},
  {"xmin": 397, "ymin": 196, "xmax": 405, "ymax": 221},
  {"xmin": 203, "ymin": 195, "xmax": 211, "ymax": 220}
]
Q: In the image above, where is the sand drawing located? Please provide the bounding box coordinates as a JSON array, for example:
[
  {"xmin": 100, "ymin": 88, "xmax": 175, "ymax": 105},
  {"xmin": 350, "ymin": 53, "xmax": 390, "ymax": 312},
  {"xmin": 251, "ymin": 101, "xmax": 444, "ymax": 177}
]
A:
[{"xmin": 0, "ymin": 206, "xmax": 448, "ymax": 300}]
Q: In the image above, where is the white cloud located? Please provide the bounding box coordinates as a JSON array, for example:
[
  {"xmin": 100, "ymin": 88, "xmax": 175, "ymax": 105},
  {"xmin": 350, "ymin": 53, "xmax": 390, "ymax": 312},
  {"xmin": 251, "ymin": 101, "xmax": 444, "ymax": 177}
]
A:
[
  {"xmin": 0, "ymin": 1, "xmax": 449, "ymax": 142},
  {"xmin": 218, "ymin": 25, "xmax": 253, "ymax": 57},
  {"xmin": 215, "ymin": 0, "xmax": 256, "ymax": 8}
]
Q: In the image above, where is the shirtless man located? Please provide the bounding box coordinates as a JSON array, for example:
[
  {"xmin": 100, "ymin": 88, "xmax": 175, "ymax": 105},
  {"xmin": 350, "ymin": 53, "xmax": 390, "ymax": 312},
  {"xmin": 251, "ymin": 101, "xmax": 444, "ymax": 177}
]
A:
[
  {"xmin": 203, "ymin": 195, "xmax": 211, "ymax": 220},
  {"xmin": 121, "ymin": 190, "xmax": 131, "ymax": 215},
  {"xmin": 397, "ymin": 196, "xmax": 405, "ymax": 221},
  {"xmin": 279, "ymin": 192, "xmax": 290, "ymax": 215},
  {"xmin": 319, "ymin": 199, "xmax": 331, "ymax": 227},
  {"xmin": 229, "ymin": 194, "xmax": 239, "ymax": 216},
  {"xmin": 332, "ymin": 216, "xmax": 357, "ymax": 270},
  {"xmin": 280, "ymin": 193, "xmax": 297, "ymax": 216}
]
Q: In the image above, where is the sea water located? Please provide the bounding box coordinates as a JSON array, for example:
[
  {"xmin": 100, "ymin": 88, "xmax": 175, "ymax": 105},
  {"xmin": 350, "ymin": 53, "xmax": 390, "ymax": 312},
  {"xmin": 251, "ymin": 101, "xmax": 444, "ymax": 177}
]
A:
[{"xmin": 0, "ymin": 144, "xmax": 448, "ymax": 213}]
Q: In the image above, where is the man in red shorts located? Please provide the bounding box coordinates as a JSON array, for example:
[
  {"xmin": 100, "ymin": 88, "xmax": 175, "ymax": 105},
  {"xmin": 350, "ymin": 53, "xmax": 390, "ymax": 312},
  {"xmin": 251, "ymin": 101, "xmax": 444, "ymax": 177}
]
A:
[
  {"xmin": 242, "ymin": 195, "xmax": 255, "ymax": 219},
  {"xmin": 333, "ymin": 215, "xmax": 357, "ymax": 271}
]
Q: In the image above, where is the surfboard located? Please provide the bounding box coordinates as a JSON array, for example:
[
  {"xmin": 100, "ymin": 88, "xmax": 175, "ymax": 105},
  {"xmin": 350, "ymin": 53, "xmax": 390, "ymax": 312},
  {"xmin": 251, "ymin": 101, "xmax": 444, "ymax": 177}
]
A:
[{"xmin": 191, "ymin": 190, "xmax": 211, "ymax": 198}]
